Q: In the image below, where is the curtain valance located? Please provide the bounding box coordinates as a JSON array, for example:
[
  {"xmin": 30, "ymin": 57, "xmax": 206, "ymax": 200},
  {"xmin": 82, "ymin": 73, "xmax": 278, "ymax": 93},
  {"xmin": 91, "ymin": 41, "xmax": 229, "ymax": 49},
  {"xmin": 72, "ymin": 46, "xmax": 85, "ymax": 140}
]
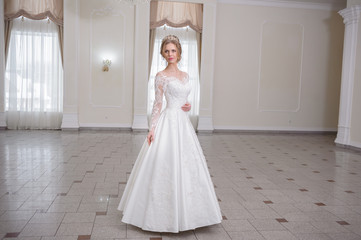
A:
[
  {"xmin": 150, "ymin": 1, "xmax": 203, "ymax": 33},
  {"xmin": 4, "ymin": 0, "xmax": 63, "ymax": 26}
]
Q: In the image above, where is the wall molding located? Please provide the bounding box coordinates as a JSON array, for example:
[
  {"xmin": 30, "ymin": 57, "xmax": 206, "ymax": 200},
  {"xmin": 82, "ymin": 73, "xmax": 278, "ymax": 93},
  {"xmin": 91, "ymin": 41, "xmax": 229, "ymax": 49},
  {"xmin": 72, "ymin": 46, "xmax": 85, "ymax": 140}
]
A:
[
  {"xmin": 89, "ymin": 4, "xmax": 127, "ymax": 108},
  {"xmin": 217, "ymin": 0, "xmax": 345, "ymax": 11},
  {"xmin": 257, "ymin": 21, "xmax": 304, "ymax": 113}
]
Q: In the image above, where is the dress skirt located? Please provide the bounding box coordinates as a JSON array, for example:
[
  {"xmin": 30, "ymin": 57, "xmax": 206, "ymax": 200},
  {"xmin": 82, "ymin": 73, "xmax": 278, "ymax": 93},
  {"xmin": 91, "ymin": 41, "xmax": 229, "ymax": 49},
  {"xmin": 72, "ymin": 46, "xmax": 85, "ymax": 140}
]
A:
[{"xmin": 118, "ymin": 107, "xmax": 222, "ymax": 233}]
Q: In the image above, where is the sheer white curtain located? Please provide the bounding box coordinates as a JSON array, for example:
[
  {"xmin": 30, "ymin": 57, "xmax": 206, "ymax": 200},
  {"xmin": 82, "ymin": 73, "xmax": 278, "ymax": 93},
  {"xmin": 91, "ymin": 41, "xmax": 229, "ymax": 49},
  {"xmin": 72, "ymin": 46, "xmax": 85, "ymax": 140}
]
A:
[
  {"xmin": 148, "ymin": 25, "xmax": 200, "ymax": 129},
  {"xmin": 5, "ymin": 17, "xmax": 63, "ymax": 129}
]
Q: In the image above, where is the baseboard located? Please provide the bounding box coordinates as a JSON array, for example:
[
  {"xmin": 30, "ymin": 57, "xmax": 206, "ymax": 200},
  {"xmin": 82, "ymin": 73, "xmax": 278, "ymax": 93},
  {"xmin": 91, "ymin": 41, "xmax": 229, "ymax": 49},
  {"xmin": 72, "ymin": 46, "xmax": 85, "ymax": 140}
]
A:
[
  {"xmin": 79, "ymin": 123, "xmax": 132, "ymax": 128},
  {"xmin": 336, "ymin": 142, "xmax": 361, "ymax": 152},
  {"xmin": 213, "ymin": 125, "xmax": 337, "ymax": 134},
  {"xmin": 78, "ymin": 127, "xmax": 132, "ymax": 131},
  {"xmin": 0, "ymin": 112, "xmax": 6, "ymax": 129}
]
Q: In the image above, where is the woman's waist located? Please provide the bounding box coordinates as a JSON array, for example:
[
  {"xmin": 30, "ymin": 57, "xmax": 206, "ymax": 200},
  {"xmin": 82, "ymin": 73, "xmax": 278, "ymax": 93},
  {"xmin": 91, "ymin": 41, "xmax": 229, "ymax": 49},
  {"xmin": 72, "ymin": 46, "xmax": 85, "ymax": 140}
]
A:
[{"xmin": 165, "ymin": 102, "xmax": 187, "ymax": 109}]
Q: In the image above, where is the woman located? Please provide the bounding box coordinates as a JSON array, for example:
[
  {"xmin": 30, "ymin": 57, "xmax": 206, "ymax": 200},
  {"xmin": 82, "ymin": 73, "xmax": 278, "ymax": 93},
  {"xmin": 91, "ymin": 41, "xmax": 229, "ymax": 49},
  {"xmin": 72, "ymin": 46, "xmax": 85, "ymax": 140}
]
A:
[{"xmin": 118, "ymin": 35, "xmax": 222, "ymax": 233}]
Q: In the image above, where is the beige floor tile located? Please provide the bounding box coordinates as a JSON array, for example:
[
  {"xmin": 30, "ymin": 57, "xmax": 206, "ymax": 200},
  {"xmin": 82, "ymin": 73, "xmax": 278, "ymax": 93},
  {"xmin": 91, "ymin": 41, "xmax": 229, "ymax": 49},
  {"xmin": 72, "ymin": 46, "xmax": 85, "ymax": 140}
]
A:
[
  {"xmin": 77, "ymin": 203, "xmax": 107, "ymax": 213},
  {"xmin": 94, "ymin": 214, "xmax": 124, "ymax": 226},
  {"xmin": 29, "ymin": 212, "xmax": 65, "ymax": 224},
  {"xmin": 282, "ymin": 221, "xmax": 321, "ymax": 234},
  {"xmin": 221, "ymin": 219, "xmax": 256, "ymax": 232},
  {"xmin": 56, "ymin": 222, "xmax": 93, "ymax": 236},
  {"xmin": 62, "ymin": 212, "xmax": 95, "ymax": 223},
  {"xmin": 1, "ymin": 131, "xmax": 361, "ymax": 239},
  {"xmin": 248, "ymin": 219, "xmax": 286, "ymax": 231},
  {"xmin": 195, "ymin": 226, "xmax": 231, "ymax": 240},
  {"xmin": 293, "ymin": 233, "xmax": 332, "ymax": 240},
  {"xmin": 161, "ymin": 230, "xmax": 197, "ymax": 239},
  {"xmin": 0, "ymin": 211, "xmax": 36, "ymax": 221},
  {"xmin": 0, "ymin": 220, "xmax": 28, "ymax": 234},
  {"xmin": 19, "ymin": 223, "xmax": 60, "ymax": 237},
  {"xmin": 41, "ymin": 236, "xmax": 78, "ymax": 240},
  {"xmin": 228, "ymin": 231, "xmax": 266, "ymax": 240},
  {"xmin": 260, "ymin": 230, "xmax": 298, "ymax": 240},
  {"xmin": 47, "ymin": 203, "xmax": 79, "ymax": 213},
  {"xmin": 3, "ymin": 237, "xmax": 41, "ymax": 240},
  {"xmin": 91, "ymin": 224, "xmax": 126, "ymax": 238}
]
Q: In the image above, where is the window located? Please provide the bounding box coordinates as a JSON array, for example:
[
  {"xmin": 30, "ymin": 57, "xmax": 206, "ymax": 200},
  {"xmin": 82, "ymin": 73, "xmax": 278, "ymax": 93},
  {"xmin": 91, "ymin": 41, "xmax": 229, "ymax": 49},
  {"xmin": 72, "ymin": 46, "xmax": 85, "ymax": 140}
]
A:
[{"xmin": 5, "ymin": 17, "xmax": 63, "ymax": 129}]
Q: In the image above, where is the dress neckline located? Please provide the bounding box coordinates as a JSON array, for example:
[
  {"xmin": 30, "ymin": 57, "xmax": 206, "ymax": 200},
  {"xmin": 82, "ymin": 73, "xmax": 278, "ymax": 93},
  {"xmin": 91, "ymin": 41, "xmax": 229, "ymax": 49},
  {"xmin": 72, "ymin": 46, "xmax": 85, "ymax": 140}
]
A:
[{"xmin": 159, "ymin": 74, "xmax": 188, "ymax": 85}]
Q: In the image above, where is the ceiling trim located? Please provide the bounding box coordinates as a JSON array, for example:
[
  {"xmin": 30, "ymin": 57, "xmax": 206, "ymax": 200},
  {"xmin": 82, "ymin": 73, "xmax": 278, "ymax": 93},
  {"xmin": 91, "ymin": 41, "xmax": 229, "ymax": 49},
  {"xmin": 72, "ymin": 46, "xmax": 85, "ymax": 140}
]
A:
[{"xmin": 217, "ymin": 0, "xmax": 346, "ymax": 11}]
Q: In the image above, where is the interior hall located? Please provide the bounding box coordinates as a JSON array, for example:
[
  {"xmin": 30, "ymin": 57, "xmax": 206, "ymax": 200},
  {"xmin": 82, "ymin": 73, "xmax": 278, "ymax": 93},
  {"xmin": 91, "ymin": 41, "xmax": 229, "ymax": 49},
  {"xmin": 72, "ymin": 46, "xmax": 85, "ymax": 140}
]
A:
[{"xmin": 0, "ymin": 0, "xmax": 361, "ymax": 239}]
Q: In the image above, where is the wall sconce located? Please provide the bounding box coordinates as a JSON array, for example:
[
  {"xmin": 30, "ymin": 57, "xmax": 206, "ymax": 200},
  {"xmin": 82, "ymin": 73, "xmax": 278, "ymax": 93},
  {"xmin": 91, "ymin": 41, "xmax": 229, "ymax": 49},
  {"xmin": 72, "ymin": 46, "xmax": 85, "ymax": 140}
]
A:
[{"xmin": 102, "ymin": 59, "xmax": 112, "ymax": 72}]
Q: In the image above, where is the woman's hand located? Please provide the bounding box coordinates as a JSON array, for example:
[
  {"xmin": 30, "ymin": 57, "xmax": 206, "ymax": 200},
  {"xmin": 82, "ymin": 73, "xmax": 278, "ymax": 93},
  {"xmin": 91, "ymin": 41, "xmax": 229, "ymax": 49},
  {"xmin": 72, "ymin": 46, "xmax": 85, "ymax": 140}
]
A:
[
  {"xmin": 181, "ymin": 102, "xmax": 191, "ymax": 112},
  {"xmin": 147, "ymin": 130, "xmax": 155, "ymax": 145}
]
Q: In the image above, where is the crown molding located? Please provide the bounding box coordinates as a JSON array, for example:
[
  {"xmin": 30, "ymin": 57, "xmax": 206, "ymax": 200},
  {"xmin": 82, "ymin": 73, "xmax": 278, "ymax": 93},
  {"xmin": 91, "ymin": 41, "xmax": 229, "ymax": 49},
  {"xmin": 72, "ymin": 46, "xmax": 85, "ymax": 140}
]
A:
[{"xmin": 217, "ymin": 0, "xmax": 346, "ymax": 11}]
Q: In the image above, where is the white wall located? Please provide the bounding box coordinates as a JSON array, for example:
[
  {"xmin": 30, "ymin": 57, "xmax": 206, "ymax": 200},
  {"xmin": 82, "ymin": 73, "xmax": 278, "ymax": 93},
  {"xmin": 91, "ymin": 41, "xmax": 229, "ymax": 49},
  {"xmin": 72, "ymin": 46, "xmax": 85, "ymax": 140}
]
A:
[
  {"xmin": 62, "ymin": 0, "xmax": 217, "ymax": 130},
  {"xmin": 213, "ymin": 2, "xmax": 345, "ymax": 131},
  {"xmin": 348, "ymin": 0, "xmax": 361, "ymax": 7},
  {"xmin": 62, "ymin": 0, "xmax": 346, "ymax": 133},
  {"xmin": 63, "ymin": 0, "xmax": 136, "ymax": 129},
  {"xmin": 77, "ymin": 0, "xmax": 135, "ymax": 128}
]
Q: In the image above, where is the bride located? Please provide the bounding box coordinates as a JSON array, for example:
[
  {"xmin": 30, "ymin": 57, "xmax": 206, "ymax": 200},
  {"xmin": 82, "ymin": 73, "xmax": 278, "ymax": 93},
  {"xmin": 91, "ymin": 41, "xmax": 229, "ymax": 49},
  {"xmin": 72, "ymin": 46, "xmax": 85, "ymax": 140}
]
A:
[{"xmin": 118, "ymin": 35, "xmax": 222, "ymax": 233}]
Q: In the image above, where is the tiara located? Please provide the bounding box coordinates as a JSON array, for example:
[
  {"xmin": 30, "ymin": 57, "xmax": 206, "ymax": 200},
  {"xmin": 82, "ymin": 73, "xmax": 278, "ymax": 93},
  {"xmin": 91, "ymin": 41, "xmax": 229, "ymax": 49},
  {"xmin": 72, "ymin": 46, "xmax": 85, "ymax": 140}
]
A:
[{"xmin": 162, "ymin": 35, "xmax": 179, "ymax": 43}]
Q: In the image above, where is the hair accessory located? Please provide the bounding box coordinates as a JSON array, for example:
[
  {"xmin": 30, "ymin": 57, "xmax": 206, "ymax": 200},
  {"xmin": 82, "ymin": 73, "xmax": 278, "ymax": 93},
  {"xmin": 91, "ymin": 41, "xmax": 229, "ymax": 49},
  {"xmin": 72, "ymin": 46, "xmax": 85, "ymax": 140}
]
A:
[{"xmin": 162, "ymin": 35, "xmax": 179, "ymax": 43}]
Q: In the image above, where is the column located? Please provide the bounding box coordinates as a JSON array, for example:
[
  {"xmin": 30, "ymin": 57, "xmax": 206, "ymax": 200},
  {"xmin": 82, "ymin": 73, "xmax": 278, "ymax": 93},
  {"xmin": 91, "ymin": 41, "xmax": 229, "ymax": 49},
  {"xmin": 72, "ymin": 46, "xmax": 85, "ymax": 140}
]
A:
[
  {"xmin": 0, "ymin": 0, "xmax": 6, "ymax": 128},
  {"xmin": 132, "ymin": 3, "xmax": 150, "ymax": 130},
  {"xmin": 197, "ymin": 2, "xmax": 217, "ymax": 132},
  {"xmin": 61, "ymin": 0, "xmax": 80, "ymax": 130},
  {"xmin": 335, "ymin": 5, "xmax": 361, "ymax": 145}
]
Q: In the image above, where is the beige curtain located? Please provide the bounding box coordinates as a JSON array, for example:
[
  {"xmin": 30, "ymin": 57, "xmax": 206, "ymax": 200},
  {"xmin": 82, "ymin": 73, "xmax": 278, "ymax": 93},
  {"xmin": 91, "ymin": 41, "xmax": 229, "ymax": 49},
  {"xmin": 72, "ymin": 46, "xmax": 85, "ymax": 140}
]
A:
[
  {"xmin": 4, "ymin": 20, "xmax": 13, "ymax": 66},
  {"xmin": 4, "ymin": 0, "xmax": 64, "ymax": 66},
  {"xmin": 57, "ymin": 25, "xmax": 64, "ymax": 66},
  {"xmin": 149, "ymin": 29, "xmax": 156, "ymax": 76},
  {"xmin": 150, "ymin": 1, "xmax": 203, "ymax": 33},
  {"xmin": 196, "ymin": 32, "xmax": 202, "ymax": 72},
  {"xmin": 4, "ymin": 0, "xmax": 63, "ymax": 26}
]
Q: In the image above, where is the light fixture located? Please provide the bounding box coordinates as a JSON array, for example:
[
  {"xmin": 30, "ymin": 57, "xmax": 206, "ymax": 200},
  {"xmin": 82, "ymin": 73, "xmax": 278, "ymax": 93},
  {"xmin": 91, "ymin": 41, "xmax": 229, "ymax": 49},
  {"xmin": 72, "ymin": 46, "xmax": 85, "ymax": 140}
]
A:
[{"xmin": 102, "ymin": 59, "xmax": 112, "ymax": 72}]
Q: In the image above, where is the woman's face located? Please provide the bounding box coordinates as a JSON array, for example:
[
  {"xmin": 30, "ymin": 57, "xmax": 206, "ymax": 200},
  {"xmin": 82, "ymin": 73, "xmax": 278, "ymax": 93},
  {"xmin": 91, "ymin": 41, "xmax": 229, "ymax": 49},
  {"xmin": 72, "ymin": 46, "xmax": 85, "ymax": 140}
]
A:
[{"xmin": 162, "ymin": 43, "xmax": 179, "ymax": 64}]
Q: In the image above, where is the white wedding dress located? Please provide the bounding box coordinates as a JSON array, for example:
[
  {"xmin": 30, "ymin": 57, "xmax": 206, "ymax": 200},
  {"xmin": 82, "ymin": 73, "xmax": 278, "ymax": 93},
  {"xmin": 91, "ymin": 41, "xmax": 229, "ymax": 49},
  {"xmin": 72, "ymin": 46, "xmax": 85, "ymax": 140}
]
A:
[{"xmin": 118, "ymin": 72, "xmax": 222, "ymax": 233}]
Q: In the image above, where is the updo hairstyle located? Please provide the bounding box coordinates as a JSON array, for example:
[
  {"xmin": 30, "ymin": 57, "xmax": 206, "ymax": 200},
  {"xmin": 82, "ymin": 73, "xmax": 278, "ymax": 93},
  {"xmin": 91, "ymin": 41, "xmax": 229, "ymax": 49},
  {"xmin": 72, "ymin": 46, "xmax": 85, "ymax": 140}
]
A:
[{"xmin": 160, "ymin": 35, "xmax": 182, "ymax": 62}]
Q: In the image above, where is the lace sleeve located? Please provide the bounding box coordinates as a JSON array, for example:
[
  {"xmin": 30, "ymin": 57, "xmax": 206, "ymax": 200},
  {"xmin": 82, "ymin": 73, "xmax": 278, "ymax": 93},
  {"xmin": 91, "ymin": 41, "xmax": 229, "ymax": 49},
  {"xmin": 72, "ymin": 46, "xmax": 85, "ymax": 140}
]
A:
[{"xmin": 150, "ymin": 75, "xmax": 165, "ymax": 131}]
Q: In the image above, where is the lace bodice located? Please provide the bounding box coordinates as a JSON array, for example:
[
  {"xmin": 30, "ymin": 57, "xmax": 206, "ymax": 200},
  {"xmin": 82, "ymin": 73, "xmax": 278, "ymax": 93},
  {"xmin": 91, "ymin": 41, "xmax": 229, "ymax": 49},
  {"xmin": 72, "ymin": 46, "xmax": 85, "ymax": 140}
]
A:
[{"xmin": 150, "ymin": 73, "xmax": 191, "ymax": 131}]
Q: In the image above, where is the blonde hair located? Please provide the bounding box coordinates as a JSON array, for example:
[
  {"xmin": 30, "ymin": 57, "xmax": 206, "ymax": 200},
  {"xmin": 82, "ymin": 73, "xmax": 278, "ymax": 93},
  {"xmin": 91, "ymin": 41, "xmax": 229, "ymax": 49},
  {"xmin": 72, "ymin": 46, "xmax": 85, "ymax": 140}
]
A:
[{"xmin": 160, "ymin": 35, "xmax": 182, "ymax": 62}]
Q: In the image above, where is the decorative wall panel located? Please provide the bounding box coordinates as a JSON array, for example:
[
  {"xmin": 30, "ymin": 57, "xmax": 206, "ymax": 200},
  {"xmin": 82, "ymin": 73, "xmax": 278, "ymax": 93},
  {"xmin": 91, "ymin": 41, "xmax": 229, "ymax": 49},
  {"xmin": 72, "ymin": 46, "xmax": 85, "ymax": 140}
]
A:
[{"xmin": 258, "ymin": 21, "xmax": 304, "ymax": 112}]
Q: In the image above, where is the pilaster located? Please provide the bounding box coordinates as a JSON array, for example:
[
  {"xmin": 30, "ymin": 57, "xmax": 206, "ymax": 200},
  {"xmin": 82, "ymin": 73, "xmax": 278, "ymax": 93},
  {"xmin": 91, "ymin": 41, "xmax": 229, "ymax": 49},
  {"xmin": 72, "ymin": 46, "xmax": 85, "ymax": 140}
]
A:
[
  {"xmin": 335, "ymin": 5, "xmax": 361, "ymax": 145},
  {"xmin": 61, "ymin": 0, "xmax": 80, "ymax": 130},
  {"xmin": 132, "ymin": 3, "xmax": 150, "ymax": 130},
  {"xmin": 0, "ymin": 0, "xmax": 6, "ymax": 128},
  {"xmin": 197, "ymin": 2, "xmax": 217, "ymax": 132}
]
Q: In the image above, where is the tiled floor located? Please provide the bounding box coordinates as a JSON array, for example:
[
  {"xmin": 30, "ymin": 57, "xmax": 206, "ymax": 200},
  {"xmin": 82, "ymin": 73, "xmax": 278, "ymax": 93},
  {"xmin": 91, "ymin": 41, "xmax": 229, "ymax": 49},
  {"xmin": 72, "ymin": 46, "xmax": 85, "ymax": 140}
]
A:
[{"xmin": 0, "ymin": 130, "xmax": 361, "ymax": 240}]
